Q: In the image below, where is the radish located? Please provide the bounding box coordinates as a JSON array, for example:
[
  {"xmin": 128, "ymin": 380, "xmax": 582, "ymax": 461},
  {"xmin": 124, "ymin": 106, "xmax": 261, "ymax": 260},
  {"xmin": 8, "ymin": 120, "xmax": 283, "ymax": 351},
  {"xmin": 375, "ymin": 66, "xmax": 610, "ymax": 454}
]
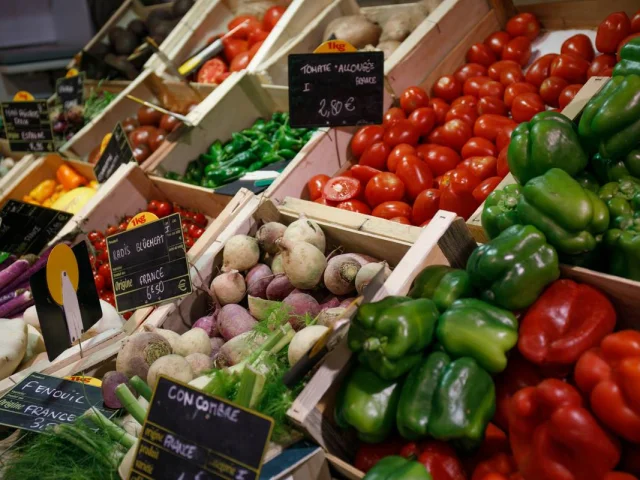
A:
[
  {"xmin": 210, "ymin": 270, "xmax": 246, "ymax": 305},
  {"xmin": 340, "ymin": 297, "xmax": 357, "ymax": 308},
  {"xmin": 324, "ymin": 254, "xmax": 367, "ymax": 295},
  {"xmin": 288, "ymin": 325, "xmax": 329, "ymax": 366},
  {"xmin": 256, "ymin": 222, "xmax": 286, "ymax": 254},
  {"xmin": 218, "ymin": 304, "xmax": 257, "ymax": 341},
  {"xmin": 355, "ymin": 261, "xmax": 391, "ymax": 295},
  {"xmin": 283, "ymin": 292, "xmax": 321, "ymax": 330},
  {"xmin": 245, "ymin": 264, "xmax": 273, "ymax": 299},
  {"xmin": 271, "ymin": 253, "xmax": 284, "ymax": 274},
  {"xmin": 0, "ymin": 249, "xmax": 53, "ymax": 295},
  {"xmin": 283, "ymin": 214, "xmax": 326, "ymax": 253},
  {"xmin": 0, "ymin": 255, "xmax": 16, "ymax": 273},
  {"xmin": 222, "ymin": 235, "xmax": 260, "ymax": 272},
  {"xmin": 102, "ymin": 371, "xmax": 135, "ymax": 409},
  {"xmin": 266, "ymin": 274, "xmax": 295, "ymax": 301},
  {"xmin": 277, "ymin": 238, "xmax": 326, "ymax": 289}
]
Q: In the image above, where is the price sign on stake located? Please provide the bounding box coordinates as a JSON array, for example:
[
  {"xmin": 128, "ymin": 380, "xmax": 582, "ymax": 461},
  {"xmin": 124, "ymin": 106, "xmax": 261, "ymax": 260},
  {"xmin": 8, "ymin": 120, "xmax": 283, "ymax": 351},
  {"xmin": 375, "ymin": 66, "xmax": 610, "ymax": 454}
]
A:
[
  {"xmin": 94, "ymin": 122, "xmax": 134, "ymax": 183},
  {"xmin": 56, "ymin": 73, "xmax": 85, "ymax": 111},
  {"xmin": 129, "ymin": 377, "xmax": 274, "ymax": 480},
  {"xmin": 106, "ymin": 212, "xmax": 192, "ymax": 313},
  {"xmin": 288, "ymin": 50, "xmax": 384, "ymax": 128},
  {"xmin": 0, "ymin": 100, "xmax": 55, "ymax": 152}
]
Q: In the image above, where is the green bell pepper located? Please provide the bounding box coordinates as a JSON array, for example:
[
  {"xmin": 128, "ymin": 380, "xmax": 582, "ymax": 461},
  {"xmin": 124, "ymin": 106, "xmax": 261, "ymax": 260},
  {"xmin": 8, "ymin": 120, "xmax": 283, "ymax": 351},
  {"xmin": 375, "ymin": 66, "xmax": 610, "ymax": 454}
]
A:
[
  {"xmin": 467, "ymin": 224, "xmax": 560, "ymax": 310},
  {"xmin": 335, "ymin": 364, "xmax": 401, "ymax": 443},
  {"xmin": 348, "ymin": 297, "xmax": 439, "ymax": 379},
  {"xmin": 481, "ymin": 183, "xmax": 523, "ymax": 239},
  {"xmin": 592, "ymin": 149, "xmax": 640, "ymax": 183},
  {"xmin": 508, "ymin": 111, "xmax": 588, "ymax": 185},
  {"xmin": 408, "ymin": 265, "xmax": 473, "ymax": 312},
  {"xmin": 579, "ymin": 75, "xmax": 640, "ymax": 159},
  {"xmin": 599, "ymin": 175, "xmax": 640, "ymax": 220},
  {"xmin": 516, "ymin": 168, "xmax": 609, "ymax": 255},
  {"xmin": 613, "ymin": 37, "xmax": 640, "ymax": 76},
  {"xmin": 613, "ymin": 60, "xmax": 640, "ymax": 77},
  {"xmin": 436, "ymin": 299, "xmax": 518, "ymax": 373},
  {"xmin": 575, "ymin": 171, "xmax": 600, "ymax": 193},
  {"xmin": 363, "ymin": 456, "xmax": 432, "ymax": 480},
  {"xmin": 604, "ymin": 212, "xmax": 640, "ymax": 281}
]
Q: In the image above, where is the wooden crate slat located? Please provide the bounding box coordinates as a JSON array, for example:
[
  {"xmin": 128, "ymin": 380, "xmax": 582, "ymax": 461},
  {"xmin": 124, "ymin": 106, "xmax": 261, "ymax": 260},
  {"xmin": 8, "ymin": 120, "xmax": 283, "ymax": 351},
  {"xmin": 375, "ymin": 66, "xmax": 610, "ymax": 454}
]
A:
[{"xmin": 516, "ymin": 0, "xmax": 639, "ymax": 30}]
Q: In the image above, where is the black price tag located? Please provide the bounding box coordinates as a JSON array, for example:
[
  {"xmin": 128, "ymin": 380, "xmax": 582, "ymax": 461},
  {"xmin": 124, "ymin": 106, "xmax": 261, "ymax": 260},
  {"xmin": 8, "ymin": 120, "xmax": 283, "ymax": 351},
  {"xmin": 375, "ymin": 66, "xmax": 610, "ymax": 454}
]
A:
[
  {"xmin": 288, "ymin": 51, "xmax": 384, "ymax": 128},
  {"xmin": 94, "ymin": 123, "xmax": 134, "ymax": 183},
  {"xmin": 0, "ymin": 200, "xmax": 73, "ymax": 255},
  {"xmin": 56, "ymin": 73, "xmax": 85, "ymax": 111},
  {"xmin": 129, "ymin": 377, "xmax": 274, "ymax": 480},
  {"xmin": 107, "ymin": 213, "xmax": 192, "ymax": 313},
  {"xmin": 0, "ymin": 100, "xmax": 55, "ymax": 153},
  {"xmin": 0, "ymin": 372, "xmax": 113, "ymax": 433}
]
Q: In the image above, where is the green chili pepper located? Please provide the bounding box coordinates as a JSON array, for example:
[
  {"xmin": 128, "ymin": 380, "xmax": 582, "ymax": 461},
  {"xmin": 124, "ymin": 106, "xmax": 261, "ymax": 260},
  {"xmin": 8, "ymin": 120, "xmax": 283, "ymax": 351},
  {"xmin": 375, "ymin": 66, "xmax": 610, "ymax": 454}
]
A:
[
  {"xmin": 204, "ymin": 163, "xmax": 219, "ymax": 176},
  {"xmin": 164, "ymin": 171, "xmax": 180, "ymax": 180},
  {"xmin": 222, "ymin": 150, "xmax": 258, "ymax": 169},
  {"xmin": 262, "ymin": 153, "xmax": 285, "ymax": 165},
  {"xmin": 252, "ymin": 118, "xmax": 267, "ymax": 131},
  {"xmin": 250, "ymin": 139, "xmax": 272, "ymax": 158},
  {"xmin": 205, "ymin": 166, "xmax": 246, "ymax": 186},
  {"xmin": 207, "ymin": 140, "xmax": 224, "ymax": 160},
  {"xmin": 248, "ymin": 161, "xmax": 264, "ymax": 172},
  {"xmin": 279, "ymin": 134, "xmax": 303, "ymax": 151},
  {"xmin": 277, "ymin": 148, "xmax": 297, "ymax": 160},
  {"xmin": 272, "ymin": 112, "xmax": 288, "ymax": 124}
]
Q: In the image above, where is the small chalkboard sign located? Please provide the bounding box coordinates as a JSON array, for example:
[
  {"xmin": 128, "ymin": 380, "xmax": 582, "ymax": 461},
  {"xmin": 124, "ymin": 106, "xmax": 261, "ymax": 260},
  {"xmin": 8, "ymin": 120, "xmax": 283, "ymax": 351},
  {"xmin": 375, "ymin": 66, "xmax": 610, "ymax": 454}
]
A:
[
  {"xmin": 94, "ymin": 123, "xmax": 134, "ymax": 183},
  {"xmin": 129, "ymin": 377, "xmax": 274, "ymax": 480},
  {"xmin": 288, "ymin": 51, "xmax": 384, "ymax": 128},
  {"xmin": 56, "ymin": 73, "xmax": 85, "ymax": 111},
  {"xmin": 0, "ymin": 200, "xmax": 73, "ymax": 255},
  {"xmin": 0, "ymin": 100, "xmax": 55, "ymax": 153},
  {"xmin": 0, "ymin": 372, "xmax": 113, "ymax": 434},
  {"xmin": 106, "ymin": 212, "xmax": 192, "ymax": 313}
]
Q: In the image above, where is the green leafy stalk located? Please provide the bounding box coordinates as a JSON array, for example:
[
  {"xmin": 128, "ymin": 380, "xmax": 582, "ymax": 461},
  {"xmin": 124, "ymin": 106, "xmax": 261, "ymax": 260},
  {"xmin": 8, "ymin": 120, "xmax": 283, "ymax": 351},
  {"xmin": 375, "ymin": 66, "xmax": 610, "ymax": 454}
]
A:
[
  {"xmin": 84, "ymin": 409, "xmax": 136, "ymax": 449},
  {"xmin": 116, "ymin": 384, "xmax": 146, "ymax": 424},
  {"xmin": 52, "ymin": 423, "xmax": 121, "ymax": 470},
  {"xmin": 130, "ymin": 375, "xmax": 152, "ymax": 402},
  {"xmin": 235, "ymin": 366, "xmax": 266, "ymax": 409}
]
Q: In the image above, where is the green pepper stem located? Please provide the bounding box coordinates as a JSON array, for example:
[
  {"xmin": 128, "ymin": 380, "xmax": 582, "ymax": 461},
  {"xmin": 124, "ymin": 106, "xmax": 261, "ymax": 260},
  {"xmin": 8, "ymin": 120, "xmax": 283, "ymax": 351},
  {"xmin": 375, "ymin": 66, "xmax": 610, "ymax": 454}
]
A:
[{"xmin": 363, "ymin": 337, "xmax": 382, "ymax": 351}]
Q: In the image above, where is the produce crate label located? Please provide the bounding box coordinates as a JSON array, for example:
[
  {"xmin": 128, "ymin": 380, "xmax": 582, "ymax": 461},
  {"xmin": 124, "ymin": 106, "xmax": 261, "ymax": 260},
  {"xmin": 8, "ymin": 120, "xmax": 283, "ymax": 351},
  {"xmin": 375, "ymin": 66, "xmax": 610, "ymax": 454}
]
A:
[
  {"xmin": 56, "ymin": 73, "xmax": 85, "ymax": 111},
  {"xmin": 106, "ymin": 212, "xmax": 192, "ymax": 313},
  {"xmin": 288, "ymin": 51, "xmax": 384, "ymax": 128},
  {"xmin": 94, "ymin": 122, "xmax": 134, "ymax": 183},
  {"xmin": 129, "ymin": 377, "xmax": 274, "ymax": 480},
  {"xmin": 0, "ymin": 100, "xmax": 55, "ymax": 153},
  {"xmin": 0, "ymin": 372, "xmax": 112, "ymax": 433},
  {"xmin": 0, "ymin": 200, "xmax": 72, "ymax": 255}
]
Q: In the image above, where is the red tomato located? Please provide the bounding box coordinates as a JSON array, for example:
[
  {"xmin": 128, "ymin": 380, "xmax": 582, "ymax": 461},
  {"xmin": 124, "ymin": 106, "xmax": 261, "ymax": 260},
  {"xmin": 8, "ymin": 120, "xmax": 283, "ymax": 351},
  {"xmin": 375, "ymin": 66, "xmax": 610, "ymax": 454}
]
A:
[
  {"xmin": 497, "ymin": 146, "xmax": 510, "ymax": 177},
  {"xmin": 502, "ymin": 36, "xmax": 532, "ymax": 66},
  {"xmin": 495, "ymin": 123, "xmax": 515, "ymax": 151},
  {"xmin": 506, "ymin": 13, "xmax": 541, "ymax": 41},
  {"xmin": 478, "ymin": 80, "xmax": 505, "ymax": 99},
  {"xmin": 463, "ymin": 76, "xmax": 492, "ymax": 97},
  {"xmin": 227, "ymin": 15, "xmax": 261, "ymax": 39},
  {"xmin": 191, "ymin": 227, "xmax": 205, "ymax": 239},
  {"xmin": 558, "ymin": 84, "xmax": 583, "ymax": 110},
  {"xmin": 539, "ymin": 76, "xmax": 569, "ymax": 107},
  {"xmin": 454, "ymin": 63, "xmax": 488, "ymax": 84},
  {"xmin": 428, "ymin": 119, "xmax": 472, "ymax": 153},
  {"xmin": 478, "ymin": 96, "xmax": 508, "ymax": 116},
  {"xmin": 365, "ymin": 173, "xmax": 405, "ymax": 207},
  {"xmin": 473, "ymin": 176, "xmax": 503, "ymax": 202},
  {"xmin": 511, "ymin": 92, "xmax": 545, "ymax": 122},
  {"xmin": 193, "ymin": 212, "xmax": 207, "ymax": 228},
  {"xmin": 460, "ymin": 155, "xmax": 498, "ymax": 181},
  {"xmin": 550, "ymin": 53, "xmax": 589, "ymax": 84},
  {"xmin": 435, "ymin": 170, "xmax": 454, "ymax": 190},
  {"xmin": 474, "ymin": 114, "xmax": 517, "ymax": 142},
  {"xmin": 466, "ymin": 43, "xmax": 497, "ymax": 67},
  {"xmin": 262, "ymin": 6, "xmax": 286, "ymax": 31},
  {"xmin": 196, "ymin": 58, "xmax": 228, "ymax": 84},
  {"xmin": 214, "ymin": 71, "xmax": 231, "ymax": 84},
  {"xmin": 632, "ymin": 9, "xmax": 640, "ymax": 33},
  {"xmin": 504, "ymin": 81, "xmax": 538, "ymax": 108},
  {"xmin": 412, "ymin": 188, "xmax": 441, "ymax": 225},
  {"xmin": 588, "ymin": 54, "xmax": 617, "ymax": 78},
  {"xmin": 100, "ymin": 291, "xmax": 116, "ymax": 307},
  {"xmin": 230, "ymin": 51, "xmax": 252, "ymax": 71},
  {"xmin": 445, "ymin": 103, "xmax": 477, "ymax": 127},
  {"xmin": 500, "ymin": 67, "xmax": 525, "ymax": 86},
  {"xmin": 94, "ymin": 273, "xmax": 105, "ymax": 292},
  {"xmin": 323, "ymin": 176, "xmax": 362, "ymax": 202},
  {"xmin": 248, "ymin": 28, "xmax": 269, "ymax": 46},
  {"xmin": 396, "ymin": 155, "xmax": 434, "ymax": 200},
  {"xmin": 416, "ymin": 144, "xmax": 461, "ymax": 176},
  {"xmin": 488, "ymin": 60, "xmax": 521, "ymax": 81},
  {"xmin": 387, "ymin": 144, "xmax": 416, "ymax": 172},
  {"xmin": 429, "ymin": 98, "xmax": 450, "ymax": 126},
  {"xmin": 432, "ymin": 75, "xmax": 462, "ymax": 103},
  {"xmin": 222, "ymin": 38, "xmax": 248, "ymax": 62},
  {"xmin": 561, "ymin": 33, "xmax": 595, "ymax": 61},
  {"xmin": 88, "ymin": 230, "xmax": 105, "ymax": 244},
  {"xmin": 390, "ymin": 217, "xmax": 411, "ymax": 225},
  {"xmin": 97, "ymin": 249, "xmax": 109, "ymax": 264},
  {"xmin": 617, "ymin": 33, "xmax": 640, "ymax": 61},
  {"xmin": 351, "ymin": 125, "xmax": 385, "ymax": 157},
  {"xmin": 147, "ymin": 200, "xmax": 160, "ymax": 213},
  {"xmin": 485, "ymin": 31, "xmax": 512, "ymax": 57},
  {"xmin": 383, "ymin": 107, "xmax": 406, "ymax": 128},
  {"xmin": 451, "ymin": 95, "xmax": 478, "ymax": 109},
  {"xmin": 409, "ymin": 107, "xmax": 437, "ymax": 136},
  {"xmin": 525, "ymin": 53, "xmax": 558, "ymax": 87},
  {"xmin": 98, "ymin": 263, "xmax": 111, "ymax": 284},
  {"xmin": 156, "ymin": 201, "xmax": 173, "ymax": 218},
  {"xmin": 596, "ymin": 12, "xmax": 631, "ymax": 54},
  {"xmin": 372, "ymin": 201, "xmax": 412, "ymax": 220},
  {"xmin": 314, "ymin": 197, "xmax": 336, "ymax": 206},
  {"xmin": 450, "ymin": 165, "xmax": 483, "ymax": 194},
  {"xmin": 350, "ymin": 165, "xmax": 382, "ymax": 184},
  {"xmin": 461, "ymin": 137, "xmax": 497, "ymax": 159},
  {"xmin": 400, "ymin": 86, "xmax": 430, "ymax": 113},
  {"xmin": 440, "ymin": 185, "xmax": 478, "ymax": 219},
  {"xmin": 384, "ymin": 120, "xmax": 420, "ymax": 147},
  {"xmin": 359, "ymin": 142, "xmax": 390, "ymax": 170},
  {"xmin": 336, "ymin": 200, "xmax": 371, "ymax": 215},
  {"xmin": 307, "ymin": 174, "xmax": 330, "ymax": 200},
  {"xmin": 248, "ymin": 41, "xmax": 264, "ymax": 59}
]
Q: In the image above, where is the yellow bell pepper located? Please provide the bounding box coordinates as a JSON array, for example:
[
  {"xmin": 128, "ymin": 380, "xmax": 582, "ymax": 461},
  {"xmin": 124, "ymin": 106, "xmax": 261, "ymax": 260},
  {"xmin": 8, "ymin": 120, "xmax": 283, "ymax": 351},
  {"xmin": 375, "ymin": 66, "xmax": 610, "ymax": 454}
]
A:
[{"xmin": 29, "ymin": 180, "xmax": 56, "ymax": 203}]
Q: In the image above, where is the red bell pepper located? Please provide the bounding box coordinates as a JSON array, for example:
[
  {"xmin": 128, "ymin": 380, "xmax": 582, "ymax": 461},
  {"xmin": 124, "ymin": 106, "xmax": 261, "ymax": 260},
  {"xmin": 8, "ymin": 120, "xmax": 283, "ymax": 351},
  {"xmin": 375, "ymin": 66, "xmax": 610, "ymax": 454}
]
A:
[
  {"xmin": 354, "ymin": 439, "xmax": 402, "ymax": 473},
  {"xmin": 621, "ymin": 442, "xmax": 640, "ymax": 478},
  {"xmin": 518, "ymin": 279, "xmax": 616, "ymax": 368},
  {"xmin": 575, "ymin": 330, "xmax": 640, "ymax": 443},
  {"xmin": 471, "ymin": 453, "xmax": 517, "ymax": 480},
  {"xmin": 509, "ymin": 379, "xmax": 621, "ymax": 480},
  {"xmin": 604, "ymin": 474, "xmax": 639, "ymax": 480},
  {"xmin": 400, "ymin": 440, "xmax": 466, "ymax": 480}
]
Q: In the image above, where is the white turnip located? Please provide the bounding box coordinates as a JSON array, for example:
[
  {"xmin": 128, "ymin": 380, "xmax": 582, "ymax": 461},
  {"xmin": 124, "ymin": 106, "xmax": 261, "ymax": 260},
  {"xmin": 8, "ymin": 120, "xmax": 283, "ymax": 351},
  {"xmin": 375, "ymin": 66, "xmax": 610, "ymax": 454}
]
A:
[
  {"xmin": 245, "ymin": 264, "xmax": 273, "ymax": 299},
  {"xmin": 278, "ymin": 238, "xmax": 326, "ymax": 290},
  {"xmin": 218, "ymin": 304, "xmax": 257, "ymax": 341},
  {"xmin": 283, "ymin": 292, "xmax": 320, "ymax": 330},
  {"xmin": 324, "ymin": 254, "xmax": 365, "ymax": 295},
  {"xmin": 143, "ymin": 325, "xmax": 180, "ymax": 352},
  {"xmin": 256, "ymin": 222, "xmax": 286, "ymax": 254},
  {"xmin": 185, "ymin": 353, "xmax": 213, "ymax": 376},
  {"xmin": 147, "ymin": 355, "xmax": 194, "ymax": 388},
  {"xmin": 266, "ymin": 274, "xmax": 295, "ymax": 301},
  {"xmin": 271, "ymin": 253, "xmax": 284, "ymax": 274},
  {"xmin": 222, "ymin": 235, "xmax": 260, "ymax": 272},
  {"xmin": 116, "ymin": 332, "xmax": 172, "ymax": 380},
  {"xmin": 283, "ymin": 215, "xmax": 326, "ymax": 253},
  {"xmin": 211, "ymin": 270, "xmax": 246, "ymax": 305},
  {"xmin": 355, "ymin": 261, "xmax": 391, "ymax": 295},
  {"xmin": 288, "ymin": 325, "xmax": 329, "ymax": 366},
  {"xmin": 175, "ymin": 328, "xmax": 212, "ymax": 357}
]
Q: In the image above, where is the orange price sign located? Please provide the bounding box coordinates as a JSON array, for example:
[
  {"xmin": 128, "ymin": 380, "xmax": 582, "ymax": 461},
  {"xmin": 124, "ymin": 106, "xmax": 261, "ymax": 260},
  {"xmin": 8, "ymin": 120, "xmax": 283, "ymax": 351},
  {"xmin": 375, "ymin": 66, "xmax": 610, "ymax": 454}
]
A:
[{"xmin": 126, "ymin": 211, "xmax": 159, "ymax": 230}]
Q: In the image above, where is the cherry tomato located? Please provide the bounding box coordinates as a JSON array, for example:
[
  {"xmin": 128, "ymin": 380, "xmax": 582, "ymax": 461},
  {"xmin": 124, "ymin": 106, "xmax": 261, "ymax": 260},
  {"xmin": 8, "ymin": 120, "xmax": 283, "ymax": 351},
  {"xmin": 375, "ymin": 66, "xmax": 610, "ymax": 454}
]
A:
[
  {"xmin": 463, "ymin": 76, "xmax": 492, "ymax": 97},
  {"xmin": 502, "ymin": 36, "xmax": 531, "ymax": 66},
  {"xmin": 461, "ymin": 137, "xmax": 497, "ymax": 159},
  {"xmin": 230, "ymin": 51, "xmax": 252, "ymax": 71},
  {"xmin": 478, "ymin": 80, "xmax": 505, "ymax": 99},
  {"xmin": 445, "ymin": 103, "xmax": 477, "ymax": 127},
  {"xmin": 323, "ymin": 176, "xmax": 362, "ymax": 202},
  {"xmin": 474, "ymin": 114, "xmax": 517, "ymax": 142},
  {"xmin": 182, "ymin": 219, "xmax": 192, "ymax": 233},
  {"xmin": 478, "ymin": 96, "xmax": 508, "ymax": 116},
  {"xmin": 336, "ymin": 200, "xmax": 371, "ymax": 215},
  {"xmin": 390, "ymin": 216, "xmax": 411, "ymax": 225},
  {"xmin": 596, "ymin": 12, "xmax": 631, "ymax": 54},
  {"xmin": 466, "ymin": 43, "xmax": 497, "ymax": 67},
  {"xmin": 88, "ymin": 230, "xmax": 105, "ymax": 244},
  {"xmin": 451, "ymin": 95, "xmax": 478, "ymax": 109},
  {"xmin": 315, "ymin": 197, "xmax": 337, "ymax": 206},
  {"xmin": 156, "ymin": 201, "xmax": 173, "ymax": 218},
  {"xmin": 454, "ymin": 63, "xmax": 488, "ymax": 84},
  {"xmin": 497, "ymin": 146, "xmax": 510, "ymax": 177},
  {"xmin": 93, "ymin": 273, "xmax": 105, "ymax": 292},
  {"xmin": 193, "ymin": 212, "xmax": 207, "ymax": 228},
  {"xmin": 561, "ymin": 33, "xmax": 595, "ymax": 62},
  {"xmin": 351, "ymin": 125, "xmax": 385, "ymax": 158},
  {"xmin": 119, "ymin": 221, "xmax": 128, "ymax": 232},
  {"xmin": 558, "ymin": 84, "xmax": 583, "ymax": 110},
  {"xmin": 409, "ymin": 107, "xmax": 437, "ymax": 136},
  {"xmin": 632, "ymin": 9, "xmax": 640, "ymax": 33},
  {"xmin": 400, "ymin": 86, "xmax": 430, "ymax": 113},
  {"xmin": 387, "ymin": 144, "xmax": 416, "ymax": 172},
  {"xmin": 98, "ymin": 263, "xmax": 112, "ymax": 284},
  {"xmin": 412, "ymin": 188, "xmax": 441, "ymax": 225},
  {"xmin": 396, "ymin": 155, "xmax": 434, "ymax": 200},
  {"xmin": 97, "ymin": 249, "xmax": 109, "ymax": 264},
  {"xmin": 147, "ymin": 199, "xmax": 160, "ymax": 214},
  {"xmin": 350, "ymin": 165, "xmax": 382, "ymax": 184},
  {"xmin": 428, "ymin": 119, "xmax": 472, "ymax": 153},
  {"xmin": 525, "ymin": 53, "xmax": 558, "ymax": 87},
  {"xmin": 365, "ymin": 173, "xmax": 405, "ymax": 207},
  {"xmin": 384, "ymin": 120, "xmax": 420, "ymax": 147},
  {"xmin": 495, "ymin": 123, "xmax": 516, "ymax": 151},
  {"xmin": 197, "ymin": 58, "xmax": 228, "ymax": 84},
  {"xmin": 460, "ymin": 155, "xmax": 498, "ymax": 181},
  {"xmin": 511, "ymin": 92, "xmax": 545, "ymax": 123},
  {"xmin": 617, "ymin": 32, "xmax": 640, "ymax": 61},
  {"xmin": 504, "ymin": 81, "xmax": 538, "ymax": 108},
  {"xmin": 416, "ymin": 144, "xmax": 461, "ymax": 176},
  {"xmin": 440, "ymin": 184, "xmax": 479, "ymax": 219},
  {"xmin": 307, "ymin": 174, "xmax": 330, "ymax": 200},
  {"xmin": 506, "ymin": 13, "xmax": 541, "ymax": 41},
  {"xmin": 185, "ymin": 237, "xmax": 195, "ymax": 249},
  {"xmin": 106, "ymin": 225, "xmax": 120, "ymax": 237},
  {"xmin": 228, "ymin": 15, "xmax": 261, "ymax": 39},
  {"xmin": 383, "ymin": 107, "xmax": 406, "ymax": 128},
  {"xmin": 432, "ymin": 75, "xmax": 462, "ymax": 103},
  {"xmin": 588, "ymin": 54, "xmax": 617, "ymax": 78},
  {"xmin": 371, "ymin": 201, "xmax": 412, "ymax": 220},
  {"xmin": 550, "ymin": 53, "xmax": 589, "ymax": 84},
  {"xmin": 262, "ymin": 6, "xmax": 286, "ymax": 31},
  {"xmin": 359, "ymin": 142, "xmax": 390, "ymax": 170},
  {"xmin": 485, "ymin": 31, "xmax": 511, "ymax": 57},
  {"xmin": 539, "ymin": 76, "xmax": 569, "ymax": 107},
  {"xmin": 473, "ymin": 176, "xmax": 503, "ymax": 202},
  {"xmin": 248, "ymin": 29, "xmax": 269, "ymax": 47},
  {"xmin": 100, "ymin": 291, "xmax": 116, "ymax": 307},
  {"xmin": 222, "ymin": 38, "xmax": 248, "ymax": 63},
  {"xmin": 429, "ymin": 98, "xmax": 450, "ymax": 126},
  {"xmin": 500, "ymin": 66, "xmax": 525, "ymax": 86},
  {"xmin": 488, "ymin": 60, "xmax": 521, "ymax": 81},
  {"xmin": 190, "ymin": 227, "xmax": 205, "ymax": 239}
]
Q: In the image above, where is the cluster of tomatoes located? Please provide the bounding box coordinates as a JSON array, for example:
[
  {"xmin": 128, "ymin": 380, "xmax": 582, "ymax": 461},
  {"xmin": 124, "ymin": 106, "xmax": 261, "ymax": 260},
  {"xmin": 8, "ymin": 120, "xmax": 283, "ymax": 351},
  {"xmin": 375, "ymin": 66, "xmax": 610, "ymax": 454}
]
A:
[
  {"xmin": 306, "ymin": 9, "xmax": 640, "ymax": 225},
  {"xmin": 86, "ymin": 200, "xmax": 208, "ymax": 313},
  {"xmin": 196, "ymin": 6, "xmax": 286, "ymax": 84}
]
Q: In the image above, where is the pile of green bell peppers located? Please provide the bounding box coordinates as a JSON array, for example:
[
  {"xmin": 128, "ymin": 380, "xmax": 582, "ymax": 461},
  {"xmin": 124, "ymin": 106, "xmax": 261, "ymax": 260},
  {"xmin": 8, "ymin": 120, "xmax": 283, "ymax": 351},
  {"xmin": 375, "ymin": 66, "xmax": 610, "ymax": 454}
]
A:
[{"xmin": 164, "ymin": 112, "xmax": 315, "ymax": 189}]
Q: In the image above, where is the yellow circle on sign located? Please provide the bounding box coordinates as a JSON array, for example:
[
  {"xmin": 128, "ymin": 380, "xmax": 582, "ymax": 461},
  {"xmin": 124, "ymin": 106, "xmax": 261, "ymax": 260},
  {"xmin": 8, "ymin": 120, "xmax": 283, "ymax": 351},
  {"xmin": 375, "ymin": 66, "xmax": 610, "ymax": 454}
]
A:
[
  {"xmin": 46, "ymin": 244, "xmax": 79, "ymax": 306},
  {"xmin": 13, "ymin": 91, "xmax": 35, "ymax": 101},
  {"xmin": 66, "ymin": 68, "xmax": 79, "ymax": 78},
  {"xmin": 314, "ymin": 40, "xmax": 357, "ymax": 53},
  {"xmin": 65, "ymin": 375, "xmax": 102, "ymax": 387},
  {"xmin": 127, "ymin": 211, "xmax": 159, "ymax": 230}
]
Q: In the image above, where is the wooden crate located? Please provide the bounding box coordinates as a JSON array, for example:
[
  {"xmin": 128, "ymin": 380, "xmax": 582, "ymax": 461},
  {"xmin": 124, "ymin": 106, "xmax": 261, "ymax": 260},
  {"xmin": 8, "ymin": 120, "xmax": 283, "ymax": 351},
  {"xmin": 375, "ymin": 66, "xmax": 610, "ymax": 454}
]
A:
[{"xmin": 0, "ymin": 155, "xmax": 35, "ymax": 197}]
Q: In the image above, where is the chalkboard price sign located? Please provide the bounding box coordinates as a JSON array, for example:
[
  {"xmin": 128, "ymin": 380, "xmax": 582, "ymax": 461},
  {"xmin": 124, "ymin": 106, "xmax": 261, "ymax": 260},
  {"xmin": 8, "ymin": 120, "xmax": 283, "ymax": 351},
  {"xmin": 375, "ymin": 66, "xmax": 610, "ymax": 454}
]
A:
[
  {"xmin": 0, "ymin": 200, "xmax": 73, "ymax": 255},
  {"xmin": 129, "ymin": 377, "xmax": 274, "ymax": 480},
  {"xmin": 56, "ymin": 73, "xmax": 85, "ymax": 111},
  {"xmin": 288, "ymin": 51, "xmax": 384, "ymax": 128},
  {"xmin": 106, "ymin": 212, "xmax": 192, "ymax": 313},
  {"xmin": 0, "ymin": 100, "xmax": 55, "ymax": 153},
  {"xmin": 94, "ymin": 123, "xmax": 134, "ymax": 183}
]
